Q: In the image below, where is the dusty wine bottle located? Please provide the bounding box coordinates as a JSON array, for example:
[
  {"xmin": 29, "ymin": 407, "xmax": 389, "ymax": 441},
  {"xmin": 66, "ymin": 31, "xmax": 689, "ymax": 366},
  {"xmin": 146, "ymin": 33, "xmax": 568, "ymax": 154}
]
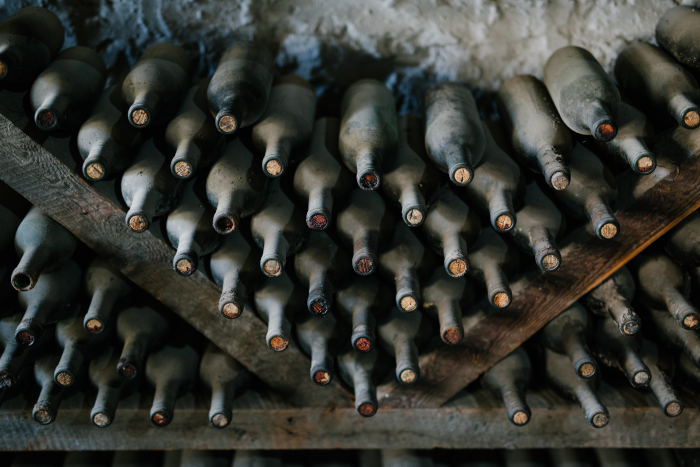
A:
[
  {"xmin": 210, "ymin": 231, "xmax": 260, "ymax": 319},
  {"xmin": 293, "ymin": 118, "xmax": 355, "ymax": 230},
  {"xmin": 115, "ymin": 306, "xmax": 170, "ymax": 379},
  {"xmin": 250, "ymin": 179, "xmax": 308, "ymax": 277},
  {"xmin": 294, "ymin": 231, "xmax": 350, "ymax": 315},
  {"xmin": 339, "ymin": 79, "xmax": 398, "ymax": 190},
  {"xmin": 78, "ymin": 84, "xmax": 143, "ymax": 181},
  {"xmin": 591, "ymin": 317, "xmax": 651, "ymax": 388},
  {"xmin": 378, "ymin": 222, "xmax": 436, "ymax": 312},
  {"xmin": 544, "ymin": 348, "xmax": 609, "ymax": 428},
  {"xmin": 553, "ymin": 143, "xmax": 619, "ymax": 240},
  {"xmin": 121, "ymin": 43, "xmax": 191, "ymax": 128},
  {"xmin": 336, "ymin": 189, "xmax": 395, "ymax": 276},
  {"xmin": 581, "ymin": 266, "xmax": 640, "ymax": 335},
  {"xmin": 166, "ymin": 178, "xmax": 222, "ymax": 276},
  {"xmin": 253, "ymin": 272, "xmax": 300, "ymax": 352},
  {"xmin": 615, "ymin": 41, "xmax": 700, "ymax": 129},
  {"xmin": 30, "ymin": 46, "xmax": 107, "ymax": 131},
  {"xmin": 0, "ymin": 364, "xmax": 30, "ymax": 408},
  {"xmin": 422, "ymin": 184, "xmax": 481, "ymax": 278},
  {"xmin": 121, "ymin": 138, "xmax": 184, "ymax": 233},
  {"xmin": 540, "ymin": 303, "xmax": 597, "ymax": 378},
  {"xmin": 206, "ymin": 137, "xmax": 269, "ymax": 235},
  {"xmin": 377, "ymin": 306, "xmax": 427, "ymax": 384},
  {"xmin": 544, "ymin": 46, "xmax": 620, "ymax": 141},
  {"xmin": 145, "ymin": 341, "xmax": 199, "ymax": 427},
  {"xmin": 656, "ymin": 6, "xmax": 700, "ymax": 73},
  {"xmin": 12, "ymin": 206, "xmax": 77, "ymax": 291},
  {"xmin": 89, "ymin": 345, "xmax": 141, "ymax": 428},
  {"xmin": 467, "ymin": 227, "xmax": 519, "ymax": 308},
  {"xmin": 54, "ymin": 311, "xmax": 111, "ymax": 388},
  {"xmin": 0, "ymin": 313, "xmax": 53, "ymax": 388},
  {"xmin": 381, "ymin": 115, "xmax": 440, "ymax": 227},
  {"xmin": 639, "ymin": 339, "xmax": 683, "ymax": 417},
  {"xmin": 199, "ymin": 342, "xmax": 250, "ymax": 428},
  {"xmin": 165, "ymin": 78, "xmax": 225, "ymax": 179},
  {"xmin": 421, "ymin": 267, "xmax": 475, "ymax": 345},
  {"xmin": 207, "ymin": 41, "xmax": 276, "ymax": 135},
  {"xmin": 424, "ymin": 82, "xmax": 485, "ymax": 185},
  {"xmin": 0, "ymin": 7, "xmax": 64, "ymax": 87},
  {"xmin": 663, "ymin": 210, "xmax": 700, "ymax": 268},
  {"xmin": 82, "ymin": 257, "xmax": 132, "ymax": 335},
  {"xmin": 337, "ymin": 347, "xmax": 379, "ymax": 417},
  {"xmin": 297, "ymin": 312, "xmax": 338, "ymax": 385},
  {"xmin": 509, "ymin": 182, "xmax": 564, "ymax": 272},
  {"xmin": 496, "ymin": 75, "xmax": 572, "ymax": 190},
  {"xmin": 14, "ymin": 260, "xmax": 80, "ymax": 346},
  {"xmin": 636, "ymin": 300, "xmax": 700, "ymax": 369},
  {"xmin": 336, "ymin": 276, "xmax": 390, "ymax": 352},
  {"xmin": 631, "ymin": 253, "xmax": 700, "ymax": 330},
  {"xmin": 480, "ymin": 347, "xmax": 532, "ymax": 426},
  {"xmin": 252, "ymin": 74, "xmax": 317, "ymax": 177},
  {"xmin": 32, "ymin": 352, "xmax": 80, "ymax": 425}
]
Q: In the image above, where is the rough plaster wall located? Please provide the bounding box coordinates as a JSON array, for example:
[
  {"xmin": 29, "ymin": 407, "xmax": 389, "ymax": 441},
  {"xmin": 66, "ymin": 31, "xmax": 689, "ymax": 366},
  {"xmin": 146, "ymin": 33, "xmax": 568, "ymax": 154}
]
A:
[{"xmin": 0, "ymin": 0, "xmax": 691, "ymax": 114}]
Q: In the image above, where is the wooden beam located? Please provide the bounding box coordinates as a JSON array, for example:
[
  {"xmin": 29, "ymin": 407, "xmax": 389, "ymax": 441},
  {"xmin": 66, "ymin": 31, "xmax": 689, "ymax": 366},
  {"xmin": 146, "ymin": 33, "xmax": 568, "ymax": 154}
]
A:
[
  {"xmin": 0, "ymin": 89, "xmax": 349, "ymax": 408},
  {"xmin": 378, "ymin": 125, "xmax": 700, "ymax": 409}
]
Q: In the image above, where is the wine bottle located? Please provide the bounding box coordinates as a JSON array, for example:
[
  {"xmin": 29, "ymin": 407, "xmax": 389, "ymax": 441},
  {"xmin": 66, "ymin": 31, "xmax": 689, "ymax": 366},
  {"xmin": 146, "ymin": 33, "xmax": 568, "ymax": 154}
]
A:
[
  {"xmin": 252, "ymin": 74, "xmax": 317, "ymax": 177},
  {"xmin": 552, "ymin": 143, "xmax": 619, "ymax": 240},
  {"xmin": 164, "ymin": 77, "xmax": 225, "ymax": 179},
  {"xmin": 337, "ymin": 347, "xmax": 379, "ymax": 417},
  {"xmin": 462, "ymin": 121, "xmax": 524, "ymax": 232},
  {"xmin": 336, "ymin": 189, "xmax": 395, "ymax": 276},
  {"xmin": 1, "ymin": 366, "xmax": 30, "ymax": 407},
  {"xmin": 207, "ymin": 41, "xmax": 276, "ymax": 135},
  {"xmin": 88, "ymin": 345, "xmax": 141, "ymax": 428},
  {"xmin": 336, "ymin": 276, "xmax": 390, "ymax": 353},
  {"xmin": 630, "ymin": 253, "xmax": 700, "ymax": 330},
  {"xmin": 377, "ymin": 307, "xmax": 428, "ymax": 384},
  {"xmin": 82, "ymin": 257, "xmax": 132, "ymax": 334},
  {"xmin": 206, "ymin": 137, "xmax": 269, "ymax": 235},
  {"xmin": 232, "ymin": 451, "xmax": 282, "ymax": 467},
  {"xmin": 210, "ymin": 230, "xmax": 261, "ymax": 319},
  {"xmin": 0, "ymin": 7, "xmax": 64, "ymax": 87},
  {"xmin": 421, "ymin": 267, "xmax": 474, "ymax": 345},
  {"xmin": 615, "ymin": 41, "xmax": 700, "ymax": 129},
  {"xmin": 639, "ymin": 339, "xmax": 683, "ymax": 417},
  {"xmin": 14, "ymin": 260, "xmax": 80, "ymax": 346},
  {"xmin": 199, "ymin": 342, "xmax": 250, "ymax": 428},
  {"xmin": 378, "ymin": 222, "xmax": 436, "ymax": 312},
  {"xmin": 253, "ymin": 272, "xmax": 300, "ymax": 352},
  {"xmin": 636, "ymin": 300, "xmax": 700, "ymax": 369},
  {"xmin": 424, "ymin": 82, "xmax": 485, "ymax": 185},
  {"xmin": 590, "ymin": 317, "xmax": 651, "ymax": 388},
  {"xmin": 422, "ymin": 184, "xmax": 481, "ymax": 278},
  {"xmin": 30, "ymin": 46, "xmax": 107, "ymax": 131},
  {"xmin": 544, "ymin": 348, "xmax": 609, "ymax": 428},
  {"xmin": 166, "ymin": 178, "xmax": 222, "ymax": 276},
  {"xmin": 54, "ymin": 311, "xmax": 110, "ymax": 387},
  {"xmin": 293, "ymin": 117, "xmax": 355, "ymax": 230},
  {"xmin": 12, "ymin": 206, "xmax": 77, "ymax": 291},
  {"xmin": 509, "ymin": 182, "xmax": 564, "ymax": 272},
  {"xmin": 33, "ymin": 352, "xmax": 83, "ymax": 425},
  {"xmin": 663, "ymin": 210, "xmax": 700, "ymax": 268},
  {"xmin": 339, "ymin": 79, "xmax": 398, "ymax": 190},
  {"xmin": 78, "ymin": 84, "xmax": 143, "ymax": 181},
  {"xmin": 145, "ymin": 341, "xmax": 199, "ymax": 427},
  {"xmin": 115, "ymin": 306, "xmax": 170, "ymax": 379},
  {"xmin": 590, "ymin": 102, "xmax": 656, "ymax": 175},
  {"xmin": 121, "ymin": 138, "xmax": 184, "ymax": 233},
  {"xmin": 656, "ymin": 6, "xmax": 700, "ymax": 74},
  {"xmin": 121, "ymin": 43, "xmax": 191, "ymax": 128},
  {"xmin": 297, "ymin": 312, "xmax": 338, "ymax": 385},
  {"xmin": 540, "ymin": 302, "xmax": 597, "ymax": 378},
  {"xmin": 581, "ymin": 266, "xmax": 640, "ymax": 335},
  {"xmin": 250, "ymin": 178, "xmax": 307, "ymax": 277},
  {"xmin": 543, "ymin": 46, "xmax": 620, "ymax": 141},
  {"xmin": 496, "ymin": 75, "xmax": 572, "ymax": 190},
  {"xmin": 480, "ymin": 347, "xmax": 532, "ymax": 426},
  {"xmin": 181, "ymin": 451, "xmax": 232, "ymax": 467},
  {"xmin": 381, "ymin": 114, "xmax": 440, "ymax": 226},
  {"xmin": 678, "ymin": 351, "xmax": 700, "ymax": 393},
  {"xmin": 0, "ymin": 313, "xmax": 53, "ymax": 388},
  {"xmin": 467, "ymin": 227, "xmax": 519, "ymax": 308},
  {"xmin": 294, "ymin": 231, "xmax": 350, "ymax": 315}
]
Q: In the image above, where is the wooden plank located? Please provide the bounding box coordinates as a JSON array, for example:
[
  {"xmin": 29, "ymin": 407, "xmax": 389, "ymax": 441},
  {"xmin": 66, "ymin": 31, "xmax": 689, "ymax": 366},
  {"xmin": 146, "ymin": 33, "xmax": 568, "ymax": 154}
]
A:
[
  {"xmin": 0, "ymin": 90, "xmax": 349, "ymax": 408},
  {"xmin": 378, "ymin": 125, "xmax": 700, "ymax": 409}
]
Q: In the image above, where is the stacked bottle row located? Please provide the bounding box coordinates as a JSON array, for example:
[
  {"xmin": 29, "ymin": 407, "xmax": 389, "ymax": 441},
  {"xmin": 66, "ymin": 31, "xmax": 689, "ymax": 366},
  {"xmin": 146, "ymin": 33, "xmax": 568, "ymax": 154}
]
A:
[{"xmin": 3, "ymin": 448, "xmax": 685, "ymax": 467}]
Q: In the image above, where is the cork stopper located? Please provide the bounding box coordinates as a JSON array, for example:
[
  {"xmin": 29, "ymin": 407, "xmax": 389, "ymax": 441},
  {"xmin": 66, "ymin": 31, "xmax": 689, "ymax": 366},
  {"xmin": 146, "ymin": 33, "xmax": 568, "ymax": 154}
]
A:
[
  {"xmin": 86, "ymin": 163, "xmax": 104, "ymax": 180},
  {"xmin": 218, "ymin": 115, "xmax": 237, "ymax": 133},
  {"xmin": 56, "ymin": 372, "xmax": 73, "ymax": 386},
  {"xmin": 307, "ymin": 214, "xmax": 328, "ymax": 230},
  {"xmin": 34, "ymin": 409, "xmax": 52, "ymax": 424},
  {"xmin": 492, "ymin": 293, "xmax": 510, "ymax": 308},
  {"xmin": 550, "ymin": 172, "xmax": 570, "ymax": 191},
  {"xmin": 86, "ymin": 319, "xmax": 103, "ymax": 334},
  {"xmin": 579, "ymin": 363, "xmax": 595, "ymax": 378},
  {"xmin": 176, "ymin": 258, "xmax": 194, "ymax": 275},
  {"xmin": 314, "ymin": 371, "xmax": 330, "ymax": 385},
  {"xmin": 117, "ymin": 360, "xmax": 137, "ymax": 379},
  {"xmin": 453, "ymin": 168, "xmax": 472, "ymax": 184},
  {"xmin": 400, "ymin": 369, "xmax": 417, "ymax": 384},
  {"xmin": 0, "ymin": 61, "xmax": 6, "ymax": 78},
  {"xmin": 355, "ymin": 337, "xmax": 371, "ymax": 351},
  {"xmin": 600, "ymin": 223, "xmax": 618, "ymax": 239},
  {"xmin": 173, "ymin": 161, "xmax": 191, "ymax": 178},
  {"xmin": 496, "ymin": 215, "xmax": 513, "ymax": 231},
  {"xmin": 684, "ymin": 314, "xmax": 699, "ymax": 329},
  {"xmin": 212, "ymin": 414, "xmax": 229, "ymax": 427},
  {"xmin": 354, "ymin": 257, "xmax": 374, "ymax": 275},
  {"xmin": 592, "ymin": 413, "xmax": 609, "ymax": 428},
  {"xmin": 666, "ymin": 402, "xmax": 682, "ymax": 417},
  {"xmin": 595, "ymin": 123, "xmax": 616, "ymax": 141},
  {"xmin": 222, "ymin": 303, "xmax": 240, "ymax": 319},
  {"xmin": 512, "ymin": 411, "xmax": 529, "ymax": 426},
  {"xmin": 358, "ymin": 402, "xmax": 376, "ymax": 417},
  {"xmin": 636, "ymin": 157, "xmax": 654, "ymax": 173},
  {"xmin": 128, "ymin": 215, "xmax": 147, "ymax": 232},
  {"xmin": 406, "ymin": 209, "xmax": 423, "ymax": 226},
  {"xmin": 634, "ymin": 371, "xmax": 649, "ymax": 386},
  {"xmin": 400, "ymin": 296, "xmax": 417, "ymax": 311},
  {"xmin": 270, "ymin": 336, "xmax": 289, "ymax": 351},
  {"xmin": 93, "ymin": 413, "xmax": 110, "ymax": 427},
  {"xmin": 685, "ymin": 110, "xmax": 700, "ymax": 128},
  {"xmin": 359, "ymin": 173, "xmax": 379, "ymax": 190},
  {"xmin": 37, "ymin": 111, "xmax": 56, "ymax": 129},
  {"xmin": 448, "ymin": 259, "xmax": 467, "ymax": 277},
  {"xmin": 541, "ymin": 254, "xmax": 560, "ymax": 271},
  {"xmin": 310, "ymin": 299, "xmax": 329, "ymax": 315},
  {"xmin": 16, "ymin": 331, "xmax": 34, "ymax": 346},
  {"xmin": 265, "ymin": 160, "xmax": 282, "ymax": 176},
  {"xmin": 263, "ymin": 260, "xmax": 281, "ymax": 276},
  {"xmin": 131, "ymin": 109, "xmax": 148, "ymax": 126},
  {"xmin": 152, "ymin": 412, "xmax": 169, "ymax": 426},
  {"xmin": 442, "ymin": 328, "xmax": 462, "ymax": 345}
]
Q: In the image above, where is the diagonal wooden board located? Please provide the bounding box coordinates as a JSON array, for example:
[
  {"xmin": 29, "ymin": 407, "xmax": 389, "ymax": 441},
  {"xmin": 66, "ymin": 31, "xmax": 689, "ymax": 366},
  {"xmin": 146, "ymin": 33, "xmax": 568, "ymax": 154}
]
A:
[
  {"xmin": 0, "ymin": 90, "xmax": 350, "ymax": 408},
  {"xmin": 378, "ymin": 124, "xmax": 700, "ymax": 408}
]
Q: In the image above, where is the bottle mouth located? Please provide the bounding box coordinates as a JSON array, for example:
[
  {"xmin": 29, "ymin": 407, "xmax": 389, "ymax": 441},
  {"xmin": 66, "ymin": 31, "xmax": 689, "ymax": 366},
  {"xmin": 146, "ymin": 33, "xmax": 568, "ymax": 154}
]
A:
[
  {"xmin": 549, "ymin": 171, "xmax": 570, "ymax": 191},
  {"xmin": 401, "ymin": 205, "xmax": 425, "ymax": 227},
  {"xmin": 33, "ymin": 402, "xmax": 56, "ymax": 425},
  {"xmin": 511, "ymin": 410, "xmax": 530, "ymax": 426},
  {"xmin": 441, "ymin": 327, "xmax": 463, "ymax": 345},
  {"xmin": 491, "ymin": 210, "xmax": 515, "ymax": 233},
  {"xmin": 212, "ymin": 213, "xmax": 237, "ymax": 235},
  {"xmin": 632, "ymin": 370, "xmax": 650, "ymax": 387},
  {"xmin": 398, "ymin": 367, "xmax": 418, "ymax": 384},
  {"xmin": 353, "ymin": 336, "xmax": 373, "ymax": 352},
  {"xmin": 306, "ymin": 211, "xmax": 330, "ymax": 230},
  {"xmin": 357, "ymin": 401, "xmax": 377, "ymax": 417},
  {"xmin": 151, "ymin": 410, "xmax": 171, "ymax": 427},
  {"xmin": 92, "ymin": 412, "xmax": 111, "ymax": 428},
  {"xmin": 15, "ymin": 320, "xmax": 42, "ymax": 346},
  {"xmin": 129, "ymin": 105, "xmax": 151, "ymax": 128},
  {"xmin": 126, "ymin": 213, "xmax": 150, "ymax": 233},
  {"xmin": 312, "ymin": 369, "xmax": 332, "ymax": 386},
  {"xmin": 173, "ymin": 254, "xmax": 198, "ymax": 276},
  {"xmin": 263, "ymin": 155, "xmax": 285, "ymax": 177},
  {"xmin": 268, "ymin": 335, "xmax": 289, "ymax": 351},
  {"xmin": 11, "ymin": 269, "xmax": 35, "ymax": 291},
  {"xmin": 593, "ymin": 215, "xmax": 620, "ymax": 240},
  {"xmin": 591, "ymin": 412, "xmax": 609, "ymax": 428},
  {"xmin": 664, "ymin": 401, "xmax": 683, "ymax": 417},
  {"xmin": 577, "ymin": 362, "xmax": 597, "ymax": 379},
  {"xmin": 449, "ymin": 164, "xmax": 473, "ymax": 186},
  {"xmin": 219, "ymin": 299, "xmax": 243, "ymax": 319},
  {"xmin": 491, "ymin": 291, "xmax": 511, "ymax": 308},
  {"xmin": 0, "ymin": 60, "xmax": 7, "ymax": 79},
  {"xmin": 171, "ymin": 159, "xmax": 193, "ymax": 179},
  {"xmin": 261, "ymin": 255, "xmax": 284, "ymax": 277},
  {"xmin": 357, "ymin": 171, "xmax": 380, "ymax": 190},
  {"xmin": 216, "ymin": 111, "xmax": 239, "ymax": 135},
  {"xmin": 352, "ymin": 253, "xmax": 376, "ymax": 275},
  {"xmin": 117, "ymin": 359, "xmax": 138, "ymax": 379},
  {"xmin": 536, "ymin": 248, "xmax": 561, "ymax": 272},
  {"xmin": 593, "ymin": 121, "xmax": 617, "ymax": 142},
  {"xmin": 308, "ymin": 296, "xmax": 330, "ymax": 315},
  {"xmin": 34, "ymin": 107, "xmax": 60, "ymax": 131},
  {"xmin": 210, "ymin": 412, "xmax": 230, "ymax": 428},
  {"xmin": 622, "ymin": 319, "xmax": 639, "ymax": 335},
  {"xmin": 634, "ymin": 155, "xmax": 656, "ymax": 174},
  {"xmin": 83, "ymin": 161, "xmax": 106, "ymax": 181},
  {"xmin": 84, "ymin": 318, "xmax": 104, "ymax": 334},
  {"xmin": 55, "ymin": 370, "xmax": 75, "ymax": 387},
  {"xmin": 683, "ymin": 313, "xmax": 700, "ymax": 330},
  {"xmin": 397, "ymin": 293, "xmax": 418, "ymax": 312},
  {"xmin": 0, "ymin": 371, "xmax": 16, "ymax": 389},
  {"xmin": 683, "ymin": 108, "xmax": 700, "ymax": 129},
  {"xmin": 444, "ymin": 253, "xmax": 468, "ymax": 278}
]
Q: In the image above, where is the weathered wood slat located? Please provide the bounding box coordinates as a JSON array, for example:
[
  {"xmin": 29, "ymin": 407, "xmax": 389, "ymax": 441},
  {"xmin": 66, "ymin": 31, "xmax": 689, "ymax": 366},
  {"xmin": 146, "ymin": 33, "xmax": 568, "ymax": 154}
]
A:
[
  {"xmin": 378, "ymin": 125, "xmax": 700, "ymax": 408},
  {"xmin": 0, "ymin": 90, "xmax": 349, "ymax": 407}
]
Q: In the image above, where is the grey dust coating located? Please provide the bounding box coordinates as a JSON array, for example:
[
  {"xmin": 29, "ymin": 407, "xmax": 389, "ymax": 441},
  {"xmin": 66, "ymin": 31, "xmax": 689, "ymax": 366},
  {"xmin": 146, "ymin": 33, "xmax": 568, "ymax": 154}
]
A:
[
  {"xmin": 421, "ymin": 267, "xmax": 475, "ymax": 345},
  {"xmin": 0, "ymin": 313, "xmax": 53, "ymax": 389},
  {"xmin": 663, "ymin": 210, "xmax": 700, "ymax": 269},
  {"xmin": 337, "ymin": 347, "xmax": 379, "ymax": 417},
  {"xmin": 210, "ymin": 230, "xmax": 260, "ymax": 320},
  {"xmin": 377, "ymin": 306, "xmax": 430, "ymax": 385},
  {"xmin": 115, "ymin": 306, "xmax": 170, "ymax": 380},
  {"xmin": 121, "ymin": 43, "xmax": 191, "ymax": 129},
  {"xmin": 82, "ymin": 257, "xmax": 133, "ymax": 335},
  {"xmin": 639, "ymin": 339, "xmax": 684, "ymax": 417},
  {"xmin": 32, "ymin": 352, "xmax": 80, "ymax": 425},
  {"xmin": 88, "ymin": 345, "xmax": 141, "ymax": 428},
  {"xmin": 656, "ymin": 5, "xmax": 700, "ymax": 74},
  {"xmin": 467, "ymin": 227, "xmax": 519, "ymax": 309},
  {"xmin": 582, "ymin": 266, "xmax": 641, "ymax": 336},
  {"xmin": 54, "ymin": 310, "xmax": 111, "ymax": 389},
  {"xmin": 336, "ymin": 276, "xmax": 387, "ymax": 353},
  {"xmin": 497, "ymin": 75, "xmax": 572, "ymax": 190},
  {"xmin": 254, "ymin": 271, "xmax": 300, "ymax": 352},
  {"xmin": 296, "ymin": 311, "xmax": 339, "ymax": 386},
  {"xmin": 591, "ymin": 317, "xmax": 652, "ymax": 389},
  {"xmin": 481, "ymin": 347, "xmax": 532, "ymax": 427},
  {"xmin": 199, "ymin": 342, "xmax": 250, "ymax": 429}
]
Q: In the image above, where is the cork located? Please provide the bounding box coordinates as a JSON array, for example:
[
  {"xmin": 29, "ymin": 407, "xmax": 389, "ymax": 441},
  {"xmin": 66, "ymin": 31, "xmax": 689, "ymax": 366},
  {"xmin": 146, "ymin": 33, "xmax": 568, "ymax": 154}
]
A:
[
  {"xmin": 359, "ymin": 173, "xmax": 379, "ymax": 190},
  {"xmin": 86, "ymin": 163, "xmax": 104, "ymax": 180},
  {"xmin": 173, "ymin": 161, "xmax": 191, "ymax": 178},
  {"xmin": 551, "ymin": 172, "xmax": 570, "ymax": 191},
  {"xmin": 596, "ymin": 123, "xmax": 616, "ymax": 141},
  {"xmin": 222, "ymin": 303, "xmax": 240, "ymax": 319},
  {"xmin": 592, "ymin": 413, "xmax": 609, "ymax": 428},
  {"xmin": 0, "ymin": 61, "xmax": 6, "ymax": 78},
  {"xmin": 358, "ymin": 402, "xmax": 376, "ymax": 416},
  {"xmin": 448, "ymin": 259, "xmax": 467, "ymax": 277},
  {"xmin": 355, "ymin": 257, "xmax": 374, "ymax": 275},
  {"xmin": 131, "ymin": 109, "xmax": 148, "ymax": 126},
  {"xmin": 600, "ymin": 223, "xmax": 618, "ymax": 239},
  {"xmin": 453, "ymin": 168, "xmax": 471, "ymax": 184},
  {"xmin": 685, "ymin": 110, "xmax": 700, "ymax": 128},
  {"xmin": 152, "ymin": 412, "xmax": 169, "ymax": 426},
  {"xmin": 314, "ymin": 371, "xmax": 330, "ymax": 384},
  {"xmin": 684, "ymin": 314, "xmax": 699, "ymax": 329},
  {"xmin": 117, "ymin": 360, "xmax": 137, "ymax": 379},
  {"xmin": 579, "ymin": 363, "xmax": 595, "ymax": 378},
  {"xmin": 400, "ymin": 369, "xmax": 417, "ymax": 384},
  {"xmin": 666, "ymin": 402, "xmax": 682, "ymax": 417},
  {"xmin": 442, "ymin": 328, "xmax": 462, "ymax": 345},
  {"xmin": 218, "ymin": 115, "xmax": 237, "ymax": 133},
  {"xmin": 400, "ymin": 296, "xmax": 417, "ymax": 311},
  {"xmin": 307, "ymin": 214, "xmax": 328, "ymax": 230},
  {"xmin": 270, "ymin": 336, "xmax": 289, "ymax": 351},
  {"xmin": 636, "ymin": 156, "xmax": 654, "ymax": 173},
  {"xmin": 355, "ymin": 337, "xmax": 371, "ymax": 351},
  {"xmin": 492, "ymin": 292, "xmax": 510, "ymax": 308},
  {"xmin": 406, "ymin": 209, "xmax": 423, "ymax": 226},
  {"xmin": 16, "ymin": 331, "xmax": 34, "ymax": 346},
  {"xmin": 265, "ymin": 160, "xmax": 282, "ymax": 176},
  {"xmin": 310, "ymin": 299, "xmax": 329, "ymax": 315},
  {"xmin": 128, "ymin": 215, "xmax": 147, "ymax": 232},
  {"xmin": 34, "ymin": 409, "xmax": 52, "ymax": 424},
  {"xmin": 176, "ymin": 259, "xmax": 194, "ymax": 275},
  {"xmin": 496, "ymin": 214, "xmax": 513, "ymax": 231},
  {"xmin": 512, "ymin": 411, "xmax": 529, "ymax": 425},
  {"xmin": 212, "ymin": 413, "xmax": 229, "ymax": 427},
  {"xmin": 634, "ymin": 371, "xmax": 649, "ymax": 386},
  {"xmin": 86, "ymin": 319, "xmax": 103, "ymax": 334},
  {"xmin": 264, "ymin": 260, "xmax": 281, "ymax": 276},
  {"xmin": 93, "ymin": 413, "xmax": 110, "ymax": 427},
  {"xmin": 56, "ymin": 372, "xmax": 73, "ymax": 386},
  {"xmin": 541, "ymin": 254, "xmax": 560, "ymax": 271},
  {"xmin": 37, "ymin": 111, "xmax": 56, "ymax": 129}
]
